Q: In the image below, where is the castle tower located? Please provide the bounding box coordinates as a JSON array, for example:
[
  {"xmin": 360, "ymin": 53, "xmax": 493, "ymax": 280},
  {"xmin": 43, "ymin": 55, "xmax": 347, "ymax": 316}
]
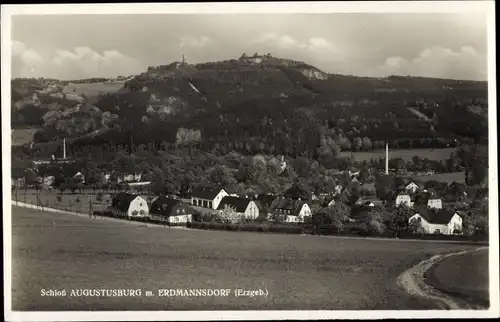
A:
[{"xmin": 182, "ymin": 54, "xmax": 187, "ymax": 65}]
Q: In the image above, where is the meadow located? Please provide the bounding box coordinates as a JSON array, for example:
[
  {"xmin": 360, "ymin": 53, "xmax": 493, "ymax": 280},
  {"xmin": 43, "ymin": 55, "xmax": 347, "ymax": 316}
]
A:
[
  {"xmin": 62, "ymin": 81, "xmax": 125, "ymax": 98},
  {"xmin": 10, "ymin": 206, "xmax": 482, "ymax": 311},
  {"xmin": 425, "ymin": 248, "xmax": 489, "ymax": 307},
  {"xmin": 408, "ymin": 171, "xmax": 466, "ymax": 184},
  {"xmin": 11, "ymin": 128, "xmax": 39, "ymax": 146},
  {"xmin": 340, "ymin": 147, "xmax": 458, "ymax": 162}
]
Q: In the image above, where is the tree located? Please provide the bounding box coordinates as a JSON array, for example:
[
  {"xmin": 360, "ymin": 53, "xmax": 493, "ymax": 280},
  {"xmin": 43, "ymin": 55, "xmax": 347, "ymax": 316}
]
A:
[
  {"xmin": 409, "ymin": 217, "xmax": 425, "ymax": 234},
  {"xmin": 390, "ymin": 205, "xmax": 413, "ymax": 237},
  {"xmin": 25, "ymin": 168, "xmax": 38, "ymax": 186},
  {"xmin": 362, "ymin": 137, "xmax": 372, "ymax": 151},
  {"xmin": 353, "ymin": 137, "xmax": 363, "ymax": 151},
  {"xmin": 218, "ymin": 204, "xmax": 237, "ymax": 224}
]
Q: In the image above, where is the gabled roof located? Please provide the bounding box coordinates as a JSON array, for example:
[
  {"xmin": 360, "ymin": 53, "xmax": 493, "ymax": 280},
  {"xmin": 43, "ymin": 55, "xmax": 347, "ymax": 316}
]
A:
[
  {"xmin": 150, "ymin": 196, "xmax": 187, "ymax": 216},
  {"xmin": 432, "ymin": 209, "xmax": 459, "ymax": 224},
  {"xmin": 414, "ymin": 206, "xmax": 458, "ymax": 225},
  {"xmin": 112, "ymin": 192, "xmax": 139, "ymax": 212},
  {"xmin": 191, "ymin": 186, "xmax": 225, "ymax": 200},
  {"xmin": 271, "ymin": 198, "xmax": 306, "ymax": 216},
  {"xmin": 217, "ymin": 196, "xmax": 251, "ymax": 213}
]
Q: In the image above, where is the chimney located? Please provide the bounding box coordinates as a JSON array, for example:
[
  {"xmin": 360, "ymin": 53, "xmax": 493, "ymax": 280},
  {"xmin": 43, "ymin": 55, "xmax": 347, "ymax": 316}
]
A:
[
  {"xmin": 63, "ymin": 137, "xmax": 67, "ymax": 159},
  {"xmin": 385, "ymin": 143, "xmax": 389, "ymax": 175}
]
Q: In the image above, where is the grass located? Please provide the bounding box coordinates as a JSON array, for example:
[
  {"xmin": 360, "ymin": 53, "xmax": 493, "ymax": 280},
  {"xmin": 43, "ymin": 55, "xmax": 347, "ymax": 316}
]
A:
[
  {"xmin": 10, "ymin": 206, "xmax": 481, "ymax": 311},
  {"xmin": 12, "ymin": 189, "xmax": 116, "ymax": 215},
  {"xmin": 424, "ymin": 249, "xmax": 489, "ymax": 307},
  {"xmin": 62, "ymin": 81, "xmax": 125, "ymax": 98},
  {"xmin": 340, "ymin": 147, "xmax": 457, "ymax": 162},
  {"xmin": 11, "ymin": 128, "xmax": 39, "ymax": 146},
  {"xmin": 406, "ymin": 171, "xmax": 466, "ymax": 184}
]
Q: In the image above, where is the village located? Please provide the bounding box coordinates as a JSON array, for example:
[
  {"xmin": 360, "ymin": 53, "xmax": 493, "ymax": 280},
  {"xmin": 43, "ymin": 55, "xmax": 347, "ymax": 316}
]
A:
[{"xmin": 12, "ymin": 140, "xmax": 485, "ymax": 238}]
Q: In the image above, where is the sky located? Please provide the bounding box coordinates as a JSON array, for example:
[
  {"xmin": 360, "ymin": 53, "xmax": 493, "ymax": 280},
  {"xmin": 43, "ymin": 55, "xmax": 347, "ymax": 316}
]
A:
[{"xmin": 11, "ymin": 13, "xmax": 489, "ymax": 81}]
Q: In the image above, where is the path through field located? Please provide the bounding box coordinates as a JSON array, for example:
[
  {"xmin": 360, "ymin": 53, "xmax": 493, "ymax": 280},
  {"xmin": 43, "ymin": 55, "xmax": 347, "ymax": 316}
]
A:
[{"xmin": 10, "ymin": 206, "xmax": 482, "ymax": 311}]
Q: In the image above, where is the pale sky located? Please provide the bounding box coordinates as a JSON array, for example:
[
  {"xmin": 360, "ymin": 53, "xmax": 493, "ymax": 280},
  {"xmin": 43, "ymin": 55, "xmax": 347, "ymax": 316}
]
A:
[{"xmin": 11, "ymin": 13, "xmax": 488, "ymax": 80}]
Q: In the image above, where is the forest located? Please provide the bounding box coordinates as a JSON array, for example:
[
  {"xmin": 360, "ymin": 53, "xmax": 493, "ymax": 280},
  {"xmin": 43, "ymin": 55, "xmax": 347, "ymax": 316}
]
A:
[{"xmin": 11, "ymin": 56, "xmax": 488, "ymax": 160}]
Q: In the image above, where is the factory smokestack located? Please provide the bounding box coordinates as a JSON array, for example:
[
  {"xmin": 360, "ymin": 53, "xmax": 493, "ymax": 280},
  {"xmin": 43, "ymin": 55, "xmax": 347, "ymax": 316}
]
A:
[
  {"xmin": 63, "ymin": 137, "xmax": 67, "ymax": 159},
  {"xmin": 385, "ymin": 143, "xmax": 389, "ymax": 175}
]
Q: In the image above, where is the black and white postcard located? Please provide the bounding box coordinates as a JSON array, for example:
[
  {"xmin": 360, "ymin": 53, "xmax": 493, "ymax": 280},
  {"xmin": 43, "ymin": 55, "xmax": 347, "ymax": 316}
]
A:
[{"xmin": 2, "ymin": 2, "xmax": 498, "ymax": 321}]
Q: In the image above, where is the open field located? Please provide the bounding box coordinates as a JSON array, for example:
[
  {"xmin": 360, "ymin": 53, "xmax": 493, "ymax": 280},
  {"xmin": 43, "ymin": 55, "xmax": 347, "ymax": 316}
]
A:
[
  {"xmin": 407, "ymin": 171, "xmax": 466, "ymax": 184},
  {"xmin": 13, "ymin": 189, "xmax": 113, "ymax": 215},
  {"xmin": 425, "ymin": 248, "xmax": 489, "ymax": 307},
  {"xmin": 62, "ymin": 81, "xmax": 125, "ymax": 98},
  {"xmin": 340, "ymin": 147, "xmax": 458, "ymax": 162},
  {"xmin": 10, "ymin": 206, "xmax": 483, "ymax": 311},
  {"xmin": 11, "ymin": 128, "xmax": 39, "ymax": 146}
]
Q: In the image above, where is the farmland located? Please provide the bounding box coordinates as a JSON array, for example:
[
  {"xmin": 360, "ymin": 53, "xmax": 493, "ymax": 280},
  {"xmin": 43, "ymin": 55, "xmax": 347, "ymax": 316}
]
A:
[
  {"xmin": 10, "ymin": 206, "xmax": 482, "ymax": 311},
  {"xmin": 11, "ymin": 128, "xmax": 39, "ymax": 146},
  {"xmin": 339, "ymin": 147, "xmax": 458, "ymax": 162},
  {"xmin": 407, "ymin": 171, "xmax": 466, "ymax": 184},
  {"xmin": 62, "ymin": 81, "xmax": 125, "ymax": 98}
]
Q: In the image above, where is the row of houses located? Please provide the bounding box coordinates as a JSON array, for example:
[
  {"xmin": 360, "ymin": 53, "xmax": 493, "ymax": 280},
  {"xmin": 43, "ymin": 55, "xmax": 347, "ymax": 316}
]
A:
[{"xmin": 107, "ymin": 185, "xmax": 313, "ymax": 225}]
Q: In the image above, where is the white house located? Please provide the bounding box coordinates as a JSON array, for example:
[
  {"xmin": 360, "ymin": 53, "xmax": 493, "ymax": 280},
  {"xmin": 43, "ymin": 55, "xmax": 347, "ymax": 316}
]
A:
[
  {"xmin": 123, "ymin": 173, "xmax": 142, "ymax": 182},
  {"xmin": 110, "ymin": 192, "xmax": 149, "ymax": 219},
  {"xmin": 427, "ymin": 197, "xmax": 443, "ymax": 209},
  {"xmin": 149, "ymin": 196, "xmax": 193, "ymax": 225},
  {"xmin": 270, "ymin": 198, "xmax": 312, "ymax": 223},
  {"xmin": 395, "ymin": 192, "xmax": 413, "ymax": 208},
  {"xmin": 405, "ymin": 181, "xmax": 419, "ymax": 194},
  {"xmin": 191, "ymin": 187, "xmax": 228, "ymax": 210},
  {"xmin": 409, "ymin": 208, "xmax": 463, "ymax": 235},
  {"xmin": 334, "ymin": 184, "xmax": 344, "ymax": 196},
  {"xmin": 73, "ymin": 172, "xmax": 85, "ymax": 184},
  {"xmin": 217, "ymin": 197, "xmax": 260, "ymax": 222}
]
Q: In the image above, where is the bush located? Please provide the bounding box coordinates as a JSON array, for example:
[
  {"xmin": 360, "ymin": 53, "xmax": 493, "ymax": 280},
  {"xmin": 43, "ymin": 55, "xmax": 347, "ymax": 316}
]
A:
[{"xmin": 189, "ymin": 221, "xmax": 304, "ymax": 234}]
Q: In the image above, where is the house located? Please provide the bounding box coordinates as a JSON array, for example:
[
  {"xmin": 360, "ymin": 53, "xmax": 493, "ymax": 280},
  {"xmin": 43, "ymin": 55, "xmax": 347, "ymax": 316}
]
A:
[
  {"xmin": 409, "ymin": 207, "xmax": 463, "ymax": 235},
  {"xmin": 333, "ymin": 184, "xmax": 344, "ymax": 196},
  {"xmin": 394, "ymin": 177, "xmax": 410, "ymax": 190},
  {"xmin": 405, "ymin": 181, "xmax": 419, "ymax": 194},
  {"xmin": 11, "ymin": 168, "xmax": 26, "ymax": 188},
  {"xmin": 73, "ymin": 172, "xmax": 85, "ymax": 184},
  {"xmin": 110, "ymin": 192, "xmax": 149, "ymax": 219},
  {"xmin": 270, "ymin": 197, "xmax": 312, "ymax": 223},
  {"xmin": 149, "ymin": 196, "xmax": 193, "ymax": 225},
  {"xmin": 427, "ymin": 197, "xmax": 443, "ymax": 209},
  {"xmin": 322, "ymin": 195, "xmax": 336, "ymax": 208},
  {"xmin": 123, "ymin": 173, "xmax": 142, "ymax": 182},
  {"xmin": 283, "ymin": 184, "xmax": 310, "ymax": 201},
  {"xmin": 395, "ymin": 192, "xmax": 413, "ymax": 208},
  {"xmin": 190, "ymin": 186, "xmax": 228, "ymax": 210},
  {"xmin": 351, "ymin": 177, "xmax": 360, "ymax": 184},
  {"xmin": 255, "ymin": 193, "xmax": 276, "ymax": 216},
  {"xmin": 358, "ymin": 197, "xmax": 384, "ymax": 208},
  {"xmin": 217, "ymin": 196, "xmax": 260, "ymax": 222},
  {"xmin": 412, "ymin": 190, "xmax": 442, "ymax": 209},
  {"xmin": 311, "ymin": 193, "xmax": 319, "ymax": 201},
  {"xmin": 38, "ymin": 176, "xmax": 55, "ymax": 186},
  {"xmin": 279, "ymin": 156, "xmax": 287, "ymax": 173}
]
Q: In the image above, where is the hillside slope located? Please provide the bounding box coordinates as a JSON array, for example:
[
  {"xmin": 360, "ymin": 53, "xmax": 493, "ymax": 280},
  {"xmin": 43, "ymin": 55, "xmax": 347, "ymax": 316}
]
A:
[{"xmin": 11, "ymin": 54, "xmax": 488, "ymax": 158}]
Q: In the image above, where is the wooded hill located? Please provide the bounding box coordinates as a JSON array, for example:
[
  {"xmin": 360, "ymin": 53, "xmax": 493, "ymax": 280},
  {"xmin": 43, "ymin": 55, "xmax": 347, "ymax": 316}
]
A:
[{"xmin": 11, "ymin": 55, "xmax": 488, "ymax": 159}]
